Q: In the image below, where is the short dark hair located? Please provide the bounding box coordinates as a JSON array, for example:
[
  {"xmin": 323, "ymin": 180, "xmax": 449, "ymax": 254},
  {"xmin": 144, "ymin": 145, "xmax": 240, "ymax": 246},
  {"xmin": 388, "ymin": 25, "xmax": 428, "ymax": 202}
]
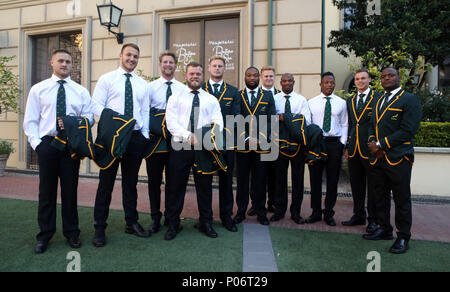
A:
[
  {"xmin": 121, "ymin": 43, "xmax": 140, "ymax": 54},
  {"xmin": 321, "ymin": 71, "xmax": 335, "ymax": 80},
  {"xmin": 159, "ymin": 51, "xmax": 178, "ymax": 64},
  {"xmin": 245, "ymin": 66, "xmax": 260, "ymax": 75},
  {"xmin": 52, "ymin": 49, "xmax": 72, "ymax": 57},
  {"xmin": 355, "ymin": 68, "xmax": 369, "ymax": 75},
  {"xmin": 185, "ymin": 61, "xmax": 203, "ymax": 72},
  {"xmin": 381, "ymin": 67, "xmax": 399, "ymax": 75}
]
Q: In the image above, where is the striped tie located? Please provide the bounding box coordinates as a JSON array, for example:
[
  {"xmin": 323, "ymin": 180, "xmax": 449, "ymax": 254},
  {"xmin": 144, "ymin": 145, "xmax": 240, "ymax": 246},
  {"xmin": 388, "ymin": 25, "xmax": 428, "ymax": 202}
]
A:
[
  {"xmin": 56, "ymin": 80, "xmax": 66, "ymax": 130},
  {"xmin": 323, "ymin": 96, "xmax": 332, "ymax": 132},
  {"xmin": 190, "ymin": 90, "xmax": 200, "ymax": 133},
  {"xmin": 124, "ymin": 73, "xmax": 133, "ymax": 118}
]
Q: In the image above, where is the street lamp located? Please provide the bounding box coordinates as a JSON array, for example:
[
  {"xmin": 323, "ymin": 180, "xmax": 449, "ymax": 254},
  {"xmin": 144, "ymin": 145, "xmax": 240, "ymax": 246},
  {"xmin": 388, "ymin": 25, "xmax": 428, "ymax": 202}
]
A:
[{"xmin": 97, "ymin": 2, "xmax": 124, "ymax": 44}]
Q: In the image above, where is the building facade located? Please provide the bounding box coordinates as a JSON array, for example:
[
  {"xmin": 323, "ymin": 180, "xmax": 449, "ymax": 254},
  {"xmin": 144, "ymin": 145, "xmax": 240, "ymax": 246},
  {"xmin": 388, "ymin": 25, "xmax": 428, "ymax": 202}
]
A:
[{"xmin": 0, "ymin": 0, "xmax": 349, "ymax": 173}]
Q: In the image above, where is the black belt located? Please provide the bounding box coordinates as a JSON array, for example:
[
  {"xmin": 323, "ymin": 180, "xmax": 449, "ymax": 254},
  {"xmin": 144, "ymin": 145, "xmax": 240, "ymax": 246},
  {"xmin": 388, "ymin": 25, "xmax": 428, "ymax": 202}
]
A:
[{"xmin": 324, "ymin": 136, "xmax": 340, "ymax": 142}]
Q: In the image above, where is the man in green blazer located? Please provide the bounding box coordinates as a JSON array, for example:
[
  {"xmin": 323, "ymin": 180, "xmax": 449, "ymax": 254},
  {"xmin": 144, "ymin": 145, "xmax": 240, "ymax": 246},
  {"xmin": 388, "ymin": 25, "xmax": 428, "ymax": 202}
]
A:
[
  {"xmin": 363, "ymin": 67, "xmax": 422, "ymax": 255},
  {"xmin": 343, "ymin": 69, "xmax": 382, "ymax": 234}
]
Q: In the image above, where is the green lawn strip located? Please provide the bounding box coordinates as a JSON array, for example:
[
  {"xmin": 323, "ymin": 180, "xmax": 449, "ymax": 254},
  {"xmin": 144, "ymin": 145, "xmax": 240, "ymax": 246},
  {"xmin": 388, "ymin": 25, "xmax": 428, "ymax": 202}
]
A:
[
  {"xmin": 0, "ymin": 198, "xmax": 243, "ymax": 272},
  {"xmin": 269, "ymin": 226, "xmax": 450, "ymax": 272}
]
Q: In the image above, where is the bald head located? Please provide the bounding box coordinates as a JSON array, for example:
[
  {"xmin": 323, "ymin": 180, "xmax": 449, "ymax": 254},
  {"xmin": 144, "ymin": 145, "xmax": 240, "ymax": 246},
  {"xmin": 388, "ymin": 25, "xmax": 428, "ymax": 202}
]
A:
[{"xmin": 280, "ymin": 73, "xmax": 295, "ymax": 94}]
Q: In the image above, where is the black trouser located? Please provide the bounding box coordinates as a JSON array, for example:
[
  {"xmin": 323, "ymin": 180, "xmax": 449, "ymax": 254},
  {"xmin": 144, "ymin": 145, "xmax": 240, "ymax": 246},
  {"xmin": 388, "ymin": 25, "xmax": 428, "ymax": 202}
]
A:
[
  {"xmin": 348, "ymin": 155, "xmax": 376, "ymax": 223},
  {"xmin": 236, "ymin": 151, "xmax": 268, "ymax": 218},
  {"xmin": 36, "ymin": 136, "xmax": 81, "ymax": 242},
  {"xmin": 94, "ymin": 131, "xmax": 146, "ymax": 231},
  {"xmin": 371, "ymin": 159, "xmax": 413, "ymax": 240},
  {"xmin": 145, "ymin": 152, "xmax": 169, "ymax": 221},
  {"xmin": 274, "ymin": 151, "xmax": 305, "ymax": 217},
  {"xmin": 308, "ymin": 138, "xmax": 344, "ymax": 219},
  {"xmin": 218, "ymin": 150, "xmax": 235, "ymax": 222},
  {"xmin": 267, "ymin": 161, "xmax": 276, "ymax": 208},
  {"xmin": 165, "ymin": 146, "xmax": 214, "ymax": 227}
]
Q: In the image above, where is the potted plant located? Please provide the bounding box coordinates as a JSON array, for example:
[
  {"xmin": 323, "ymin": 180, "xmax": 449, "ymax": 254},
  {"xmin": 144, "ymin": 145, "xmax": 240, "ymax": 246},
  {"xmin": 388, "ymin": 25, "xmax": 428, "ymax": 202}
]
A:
[{"xmin": 0, "ymin": 140, "xmax": 14, "ymax": 176}]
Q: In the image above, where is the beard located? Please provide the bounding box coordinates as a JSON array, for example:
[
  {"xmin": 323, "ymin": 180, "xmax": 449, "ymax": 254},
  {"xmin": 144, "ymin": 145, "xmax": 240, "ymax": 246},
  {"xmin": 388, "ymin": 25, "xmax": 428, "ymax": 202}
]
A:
[{"xmin": 187, "ymin": 79, "xmax": 202, "ymax": 91}]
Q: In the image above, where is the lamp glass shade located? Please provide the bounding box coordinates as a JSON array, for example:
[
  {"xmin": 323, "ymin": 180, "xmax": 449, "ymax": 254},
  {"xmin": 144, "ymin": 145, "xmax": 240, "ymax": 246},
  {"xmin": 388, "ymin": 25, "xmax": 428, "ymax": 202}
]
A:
[
  {"xmin": 97, "ymin": 5, "xmax": 111, "ymax": 26},
  {"xmin": 110, "ymin": 5, "xmax": 123, "ymax": 27}
]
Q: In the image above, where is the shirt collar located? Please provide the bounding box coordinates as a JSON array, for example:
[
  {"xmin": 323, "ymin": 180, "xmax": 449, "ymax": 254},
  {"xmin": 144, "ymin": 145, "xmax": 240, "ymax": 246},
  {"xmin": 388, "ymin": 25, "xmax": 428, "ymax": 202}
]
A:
[
  {"xmin": 358, "ymin": 87, "xmax": 371, "ymax": 97},
  {"xmin": 209, "ymin": 79, "xmax": 224, "ymax": 88},
  {"xmin": 262, "ymin": 86, "xmax": 275, "ymax": 93},
  {"xmin": 51, "ymin": 74, "xmax": 71, "ymax": 83},
  {"xmin": 385, "ymin": 87, "xmax": 402, "ymax": 97},
  {"xmin": 118, "ymin": 67, "xmax": 136, "ymax": 77},
  {"xmin": 246, "ymin": 87, "xmax": 258, "ymax": 95},
  {"xmin": 320, "ymin": 92, "xmax": 335, "ymax": 99}
]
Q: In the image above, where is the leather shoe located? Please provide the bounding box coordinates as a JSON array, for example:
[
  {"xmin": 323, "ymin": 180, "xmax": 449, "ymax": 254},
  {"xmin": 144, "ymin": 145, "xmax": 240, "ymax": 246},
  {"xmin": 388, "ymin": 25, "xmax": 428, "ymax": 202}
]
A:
[
  {"xmin": 247, "ymin": 207, "xmax": 257, "ymax": 216},
  {"xmin": 306, "ymin": 214, "xmax": 322, "ymax": 224},
  {"xmin": 342, "ymin": 217, "xmax": 366, "ymax": 226},
  {"xmin": 93, "ymin": 230, "xmax": 106, "ymax": 248},
  {"xmin": 389, "ymin": 238, "xmax": 409, "ymax": 254},
  {"xmin": 35, "ymin": 241, "xmax": 48, "ymax": 254},
  {"xmin": 164, "ymin": 225, "xmax": 183, "ymax": 241},
  {"xmin": 150, "ymin": 220, "xmax": 161, "ymax": 234},
  {"xmin": 67, "ymin": 237, "xmax": 82, "ymax": 249},
  {"xmin": 291, "ymin": 216, "xmax": 305, "ymax": 225},
  {"xmin": 257, "ymin": 216, "xmax": 270, "ymax": 226},
  {"xmin": 270, "ymin": 214, "xmax": 284, "ymax": 222},
  {"xmin": 233, "ymin": 213, "xmax": 246, "ymax": 224},
  {"xmin": 195, "ymin": 223, "xmax": 218, "ymax": 238},
  {"xmin": 222, "ymin": 219, "xmax": 238, "ymax": 232},
  {"xmin": 366, "ymin": 222, "xmax": 378, "ymax": 234},
  {"xmin": 325, "ymin": 217, "xmax": 337, "ymax": 226},
  {"xmin": 125, "ymin": 223, "xmax": 151, "ymax": 238},
  {"xmin": 363, "ymin": 228, "xmax": 394, "ymax": 240}
]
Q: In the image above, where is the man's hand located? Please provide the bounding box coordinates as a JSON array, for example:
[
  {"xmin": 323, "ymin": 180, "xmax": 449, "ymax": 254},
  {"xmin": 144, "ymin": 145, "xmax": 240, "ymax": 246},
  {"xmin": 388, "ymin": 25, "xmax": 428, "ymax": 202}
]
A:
[
  {"xmin": 368, "ymin": 141, "xmax": 380, "ymax": 156},
  {"xmin": 376, "ymin": 150, "xmax": 386, "ymax": 160},
  {"xmin": 58, "ymin": 118, "xmax": 65, "ymax": 131},
  {"xmin": 278, "ymin": 114, "xmax": 285, "ymax": 122},
  {"xmin": 190, "ymin": 133, "xmax": 199, "ymax": 146}
]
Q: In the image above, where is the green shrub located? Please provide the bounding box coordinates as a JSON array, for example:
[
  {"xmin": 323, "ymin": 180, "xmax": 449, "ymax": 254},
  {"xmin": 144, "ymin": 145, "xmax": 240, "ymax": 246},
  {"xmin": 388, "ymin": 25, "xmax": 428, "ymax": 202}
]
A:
[
  {"xmin": 415, "ymin": 88, "xmax": 450, "ymax": 123},
  {"xmin": 0, "ymin": 140, "xmax": 14, "ymax": 155},
  {"xmin": 414, "ymin": 122, "xmax": 450, "ymax": 147}
]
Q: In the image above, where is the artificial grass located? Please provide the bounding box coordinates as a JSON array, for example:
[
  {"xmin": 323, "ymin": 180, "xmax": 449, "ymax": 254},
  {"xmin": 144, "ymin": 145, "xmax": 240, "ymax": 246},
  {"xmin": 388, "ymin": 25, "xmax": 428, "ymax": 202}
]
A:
[
  {"xmin": 269, "ymin": 226, "xmax": 450, "ymax": 272},
  {"xmin": 0, "ymin": 198, "xmax": 243, "ymax": 272}
]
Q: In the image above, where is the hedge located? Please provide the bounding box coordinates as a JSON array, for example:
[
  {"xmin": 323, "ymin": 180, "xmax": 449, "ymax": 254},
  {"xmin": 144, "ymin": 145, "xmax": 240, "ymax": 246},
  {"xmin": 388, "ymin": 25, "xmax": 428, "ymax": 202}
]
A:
[{"xmin": 414, "ymin": 122, "xmax": 450, "ymax": 148}]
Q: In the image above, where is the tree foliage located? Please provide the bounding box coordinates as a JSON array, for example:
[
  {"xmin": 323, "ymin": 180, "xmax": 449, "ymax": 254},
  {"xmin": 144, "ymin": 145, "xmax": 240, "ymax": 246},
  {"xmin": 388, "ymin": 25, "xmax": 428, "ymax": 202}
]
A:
[
  {"xmin": 0, "ymin": 56, "xmax": 20, "ymax": 114},
  {"xmin": 329, "ymin": 0, "xmax": 450, "ymax": 68}
]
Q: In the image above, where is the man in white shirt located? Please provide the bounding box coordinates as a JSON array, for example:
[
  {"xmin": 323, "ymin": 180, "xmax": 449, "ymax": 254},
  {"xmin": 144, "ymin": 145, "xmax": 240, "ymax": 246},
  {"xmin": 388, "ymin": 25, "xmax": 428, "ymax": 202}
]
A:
[
  {"xmin": 164, "ymin": 62, "xmax": 223, "ymax": 240},
  {"xmin": 91, "ymin": 44, "xmax": 150, "ymax": 247},
  {"xmin": 146, "ymin": 51, "xmax": 185, "ymax": 234},
  {"xmin": 23, "ymin": 49, "xmax": 93, "ymax": 254},
  {"xmin": 307, "ymin": 72, "xmax": 348, "ymax": 226},
  {"xmin": 271, "ymin": 73, "xmax": 311, "ymax": 224}
]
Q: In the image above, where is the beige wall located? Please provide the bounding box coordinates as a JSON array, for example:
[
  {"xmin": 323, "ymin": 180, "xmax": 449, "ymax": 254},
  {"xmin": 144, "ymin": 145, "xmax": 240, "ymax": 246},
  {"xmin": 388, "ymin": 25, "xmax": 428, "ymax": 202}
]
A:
[{"xmin": 0, "ymin": 0, "xmax": 325, "ymax": 174}]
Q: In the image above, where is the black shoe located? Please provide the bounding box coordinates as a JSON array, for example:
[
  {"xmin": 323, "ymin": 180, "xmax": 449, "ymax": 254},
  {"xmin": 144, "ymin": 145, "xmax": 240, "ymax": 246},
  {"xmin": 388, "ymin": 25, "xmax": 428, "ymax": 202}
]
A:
[
  {"xmin": 195, "ymin": 223, "xmax": 218, "ymax": 238},
  {"xmin": 150, "ymin": 219, "xmax": 161, "ymax": 234},
  {"xmin": 35, "ymin": 241, "xmax": 48, "ymax": 254},
  {"xmin": 270, "ymin": 214, "xmax": 285, "ymax": 222},
  {"xmin": 125, "ymin": 223, "xmax": 151, "ymax": 238},
  {"xmin": 67, "ymin": 237, "xmax": 82, "ymax": 249},
  {"xmin": 389, "ymin": 238, "xmax": 409, "ymax": 254},
  {"xmin": 247, "ymin": 207, "xmax": 257, "ymax": 216},
  {"xmin": 222, "ymin": 219, "xmax": 238, "ymax": 232},
  {"xmin": 291, "ymin": 216, "xmax": 306, "ymax": 225},
  {"xmin": 306, "ymin": 214, "xmax": 322, "ymax": 224},
  {"xmin": 363, "ymin": 228, "xmax": 394, "ymax": 240},
  {"xmin": 257, "ymin": 216, "xmax": 270, "ymax": 226},
  {"xmin": 93, "ymin": 230, "xmax": 106, "ymax": 248},
  {"xmin": 325, "ymin": 217, "xmax": 337, "ymax": 226},
  {"xmin": 366, "ymin": 222, "xmax": 378, "ymax": 234},
  {"xmin": 342, "ymin": 217, "xmax": 366, "ymax": 226},
  {"xmin": 164, "ymin": 225, "xmax": 183, "ymax": 241},
  {"xmin": 233, "ymin": 213, "xmax": 246, "ymax": 224}
]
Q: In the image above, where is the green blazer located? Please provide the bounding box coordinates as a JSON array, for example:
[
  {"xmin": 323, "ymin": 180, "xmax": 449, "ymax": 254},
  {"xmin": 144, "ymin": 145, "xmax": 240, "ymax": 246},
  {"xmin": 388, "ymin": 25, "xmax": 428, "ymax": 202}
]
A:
[
  {"xmin": 193, "ymin": 123, "xmax": 227, "ymax": 175},
  {"xmin": 236, "ymin": 88, "xmax": 276, "ymax": 153},
  {"xmin": 202, "ymin": 81, "xmax": 240, "ymax": 149},
  {"xmin": 368, "ymin": 89, "xmax": 422, "ymax": 165},
  {"xmin": 143, "ymin": 108, "xmax": 171, "ymax": 159},
  {"xmin": 346, "ymin": 89, "xmax": 382, "ymax": 159}
]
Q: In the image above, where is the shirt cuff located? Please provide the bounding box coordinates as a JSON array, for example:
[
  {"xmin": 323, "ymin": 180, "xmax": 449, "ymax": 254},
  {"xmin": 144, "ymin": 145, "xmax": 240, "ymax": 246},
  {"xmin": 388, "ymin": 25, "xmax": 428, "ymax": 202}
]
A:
[{"xmin": 30, "ymin": 138, "xmax": 42, "ymax": 150}]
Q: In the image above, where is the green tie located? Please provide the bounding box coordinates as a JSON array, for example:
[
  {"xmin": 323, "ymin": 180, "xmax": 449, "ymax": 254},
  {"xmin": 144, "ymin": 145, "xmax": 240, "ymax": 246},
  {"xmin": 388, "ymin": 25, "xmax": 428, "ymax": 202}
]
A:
[
  {"xmin": 323, "ymin": 96, "xmax": 332, "ymax": 133},
  {"xmin": 357, "ymin": 93, "xmax": 365, "ymax": 116},
  {"xmin": 190, "ymin": 90, "xmax": 200, "ymax": 133},
  {"xmin": 380, "ymin": 93, "xmax": 392, "ymax": 113},
  {"xmin": 213, "ymin": 84, "xmax": 221, "ymax": 97},
  {"xmin": 250, "ymin": 90, "xmax": 257, "ymax": 108},
  {"xmin": 56, "ymin": 80, "xmax": 66, "ymax": 130},
  {"xmin": 166, "ymin": 81, "xmax": 173, "ymax": 102},
  {"xmin": 285, "ymin": 95, "xmax": 292, "ymax": 115},
  {"xmin": 124, "ymin": 73, "xmax": 133, "ymax": 118}
]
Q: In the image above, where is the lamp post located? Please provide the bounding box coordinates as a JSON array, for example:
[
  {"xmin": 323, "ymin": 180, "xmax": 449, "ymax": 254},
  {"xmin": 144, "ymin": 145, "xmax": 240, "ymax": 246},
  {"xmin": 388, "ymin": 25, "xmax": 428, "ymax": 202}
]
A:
[{"xmin": 97, "ymin": 2, "xmax": 124, "ymax": 44}]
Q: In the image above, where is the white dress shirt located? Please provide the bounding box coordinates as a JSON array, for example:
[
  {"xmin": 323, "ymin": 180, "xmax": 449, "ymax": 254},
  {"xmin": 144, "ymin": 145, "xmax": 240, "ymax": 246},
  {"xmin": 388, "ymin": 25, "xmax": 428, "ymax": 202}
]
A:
[
  {"xmin": 357, "ymin": 87, "xmax": 371, "ymax": 104},
  {"xmin": 23, "ymin": 75, "xmax": 94, "ymax": 150},
  {"xmin": 148, "ymin": 76, "xmax": 185, "ymax": 110},
  {"xmin": 308, "ymin": 93, "xmax": 348, "ymax": 145},
  {"xmin": 274, "ymin": 91, "xmax": 311, "ymax": 125},
  {"xmin": 91, "ymin": 67, "xmax": 150, "ymax": 138},
  {"xmin": 166, "ymin": 86, "xmax": 223, "ymax": 143},
  {"xmin": 379, "ymin": 87, "xmax": 402, "ymax": 110},
  {"xmin": 209, "ymin": 79, "xmax": 224, "ymax": 91}
]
